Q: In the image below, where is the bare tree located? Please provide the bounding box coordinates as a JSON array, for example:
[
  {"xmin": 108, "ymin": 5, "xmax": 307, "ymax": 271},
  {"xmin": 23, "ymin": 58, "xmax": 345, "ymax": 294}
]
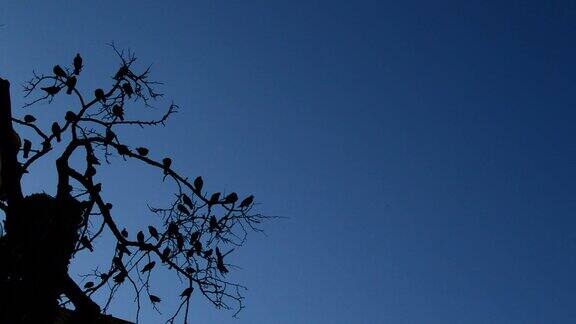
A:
[{"xmin": 0, "ymin": 46, "xmax": 270, "ymax": 323}]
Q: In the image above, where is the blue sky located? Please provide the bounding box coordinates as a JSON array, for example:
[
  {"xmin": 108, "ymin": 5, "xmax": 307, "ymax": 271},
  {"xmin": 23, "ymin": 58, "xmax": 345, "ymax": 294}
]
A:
[{"xmin": 1, "ymin": 1, "xmax": 576, "ymax": 323}]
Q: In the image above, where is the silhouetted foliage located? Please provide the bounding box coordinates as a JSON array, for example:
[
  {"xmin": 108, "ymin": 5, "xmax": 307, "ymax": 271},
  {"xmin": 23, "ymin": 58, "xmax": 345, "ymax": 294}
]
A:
[{"xmin": 0, "ymin": 45, "xmax": 270, "ymax": 323}]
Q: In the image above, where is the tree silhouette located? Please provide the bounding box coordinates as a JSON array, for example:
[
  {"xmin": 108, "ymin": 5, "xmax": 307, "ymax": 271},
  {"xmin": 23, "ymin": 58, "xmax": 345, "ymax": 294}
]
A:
[{"xmin": 0, "ymin": 46, "xmax": 269, "ymax": 323}]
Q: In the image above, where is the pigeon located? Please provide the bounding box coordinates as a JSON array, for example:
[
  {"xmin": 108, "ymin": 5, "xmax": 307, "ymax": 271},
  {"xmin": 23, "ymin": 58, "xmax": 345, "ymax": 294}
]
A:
[
  {"xmin": 42, "ymin": 86, "xmax": 61, "ymax": 96},
  {"xmin": 193, "ymin": 176, "xmax": 203, "ymax": 192},
  {"xmin": 141, "ymin": 261, "xmax": 156, "ymax": 273},
  {"xmin": 53, "ymin": 65, "xmax": 67, "ymax": 78},
  {"xmin": 215, "ymin": 247, "xmax": 228, "ymax": 274},
  {"xmin": 148, "ymin": 226, "xmax": 159, "ymax": 240},
  {"xmin": 22, "ymin": 139, "xmax": 31, "ymax": 158},
  {"xmin": 73, "ymin": 53, "xmax": 83, "ymax": 75},
  {"xmin": 112, "ymin": 104, "xmax": 124, "ymax": 121},
  {"xmin": 94, "ymin": 88, "xmax": 105, "ymax": 102},
  {"xmin": 51, "ymin": 122, "xmax": 61, "ymax": 142},
  {"xmin": 180, "ymin": 287, "xmax": 193, "ymax": 298},
  {"xmin": 224, "ymin": 192, "xmax": 238, "ymax": 204},
  {"xmin": 66, "ymin": 76, "xmax": 77, "ymax": 94},
  {"xmin": 23, "ymin": 115, "xmax": 36, "ymax": 123},
  {"xmin": 181, "ymin": 193, "xmax": 193, "ymax": 209},
  {"xmin": 239, "ymin": 195, "xmax": 254, "ymax": 209},
  {"xmin": 122, "ymin": 82, "xmax": 133, "ymax": 98}
]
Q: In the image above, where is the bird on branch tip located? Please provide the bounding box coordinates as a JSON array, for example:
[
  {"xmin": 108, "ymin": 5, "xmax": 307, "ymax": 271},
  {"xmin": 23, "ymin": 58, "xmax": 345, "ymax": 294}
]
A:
[
  {"xmin": 66, "ymin": 76, "xmax": 77, "ymax": 95},
  {"xmin": 112, "ymin": 104, "xmax": 124, "ymax": 121},
  {"xmin": 122, "ymin": 82, "xmax": 133, "ymax": 98},
  {"xmin": 53, "ymin": 65, "xmax": 67, "ymax": 78},
  {"xmin": 194, "ymin": 176, "xmax": 203, "ymax": 193},
  {"xmin": 73, "ymin": 53, "xmax": 83, "ymax": 75},
  {"xmin": 239, "ymin": 195, "xmax": 254, "ymax": 209},
  {"xmin": 42, "ymin": 86, "xmax": 61, "ymax": 96},
  {"xmin": 137, "ymin": 231, "xmax": 145, "ymax": 245},
  {"xmin": 51, "ymin": 122, "xmax": 61, "ymax": 142},
  {"xmin": 224, "ymin": 192, "xmax": 238, "ymax": 204},
  {"xmin": 23, "ymin": 114, "xmax": 36, "ymax": 123},
  {"xmin": 22, "ymin": 139, "xmax": 31, "ymax": 159},
  {"xmin": 208, "ymin": 192, "xmax": 220, "ymax": 206},
  {"xmin": 136, "ymin": 147, "xmax": 149, "ymax": 156},
  {"xmin": 180, "ymin": 287, "xmax": 193, "ymax": 298},
  {"xmin": 121, "ymin": 228, "xmax": 129, "ymax": 238},
  {"xmin": 94, "ymin": 88, "xmax": 105, "ymax": 102},
  {"xmin": 181, "ymin": 193, "xmax": 193, "ymax": 209},
  {"xmin": 65, "ymin": 110, "xmax": 78, "ymax": 122},
  {"xmin": 148, "ymin": 226, "xmax": 159, "ymax": 240},
  {"xmin": 162, "ymin": 158, "xmax": 172, "ymax": 175},
  {"xmin": 149, "ymin": 295, "xmax": 161, "ymax": 304}
]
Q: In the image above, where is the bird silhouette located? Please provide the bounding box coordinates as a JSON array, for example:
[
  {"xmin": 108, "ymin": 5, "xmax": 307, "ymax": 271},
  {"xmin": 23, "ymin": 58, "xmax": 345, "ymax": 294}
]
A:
[
  {"xmin": 84, "ymin": 281, "xmax": 95, "ymax": 289},
  {"xmin": 105, "ymin": 128, "xmax": 116, "ymax": 143},
  {"xmin": 208, "ymin": 192, "xmax": 221, "ymax": 205},
  {"xmin": 137, "ymin": 231, "xmax": 145, "ymax": 245},
  {"xmin": 117, "ymin": 145, "xmax": 130, "ymax": 155},
  {"xmin": 180, "ymin": 287, "xmax": 193, "ymax": 298},
  {"xmin": 65, "ymin": 111, "xmax": 78, "ymax": 122},
  {"xmin": 209, "ymin": 215, "xmax": 219, "ymax": 232},
  {"xmin": 22, "ymin": 139, "xmax": 31, "ymax": 158},
  {"xmin": 215, "ymin": 247, "xmax": 229, "ymax": 274},
  {"xmin": 141, "ymin": 261, "xmax": 156, "ymax": 273},
  {"xmin": 224, "ymin": 192, "xmax": 238, "ymax": 204},
  {"xmin": 167, "ymin": 222, "xmax": 179, "ymax": 236},
  {"xmin": 149, "ymin": 295, "xmax": 161, "ymax": 304},
  {"xmin": 113, "ymin": 271, "xmax": 126, "ymax": 284},
  {"xmin": 42, "ymin": 86, "xmax": 61, "ymax": 96},
  {"xmin": 66, "ymin": 76, "xmax": 77, "ymax": 94},
  {"xmin": 148, "ymin": 226, "xmax": 159, "ymax": 240},
  {"xmin": 162, "ymin": 247, "xmax": 171, "ymax": 261},
  {"xmin": 23, "ymin": 114, "xmax": 36, "ymax": 123},
  {"xmin": 194, "ymin": 176, "xmax": 203, "ymax": 192},
  {"xmin": 121, "ymin": 228, "xmax": 129, "ymax": 238},
  {"xmin": 239, "ymin": 195, "xmax": 254, "ymax": 209},
  {"xmin": 114, "ymin": 65, "xmax": 129, "ymax": 80},
  {"xmin": 162, "ymin": 158, "xmax": 172, "ymax": 175},
  {"xmin": 177, "ymin": 204, "xmax": 190, "ymax": 216},
  {"xmin": 51, "ymin": 122, "xmax": 62, "ymax": 142},
  {"xmin": 193, "ymin": 240, "xmax": 202, "ymax": 254},
  {"xmin": 112, "ymin": 104, "xmax": 124, "ymax": 121},
  {"xmin": 136, "ymin": 147, "xmax": 149, "ymax": 156},
  {"xmin": 176, "ymin": 233, "xmax": 185, "ymax": 251},
  {"xmin": 203, "ymin": 249, "xmax": 213, "ymax": 258},
  {"xmin": 181, "ymin": 193, "xmax": 193, "ymax": 209},
  {"xmin": 122, "ymin": 82, "xmax": 133, "ymax": 98},
  {"xmin": 73, "ymin": 53, "xmax": 83, "ymax": 75},
  {"xmin": 53, "ymin": 65, "xmax": 67, "ymax": 78},
  {"xmin": 94, "ymin": 88, "xmax": 105, "ymax": 102},
  {"xmin": 190, "ymin": 231, "xmax": 200, "ymax": 243},
  {"xmin": 80, "ymin": 236, "xmax": 94, "ymax": 252}
]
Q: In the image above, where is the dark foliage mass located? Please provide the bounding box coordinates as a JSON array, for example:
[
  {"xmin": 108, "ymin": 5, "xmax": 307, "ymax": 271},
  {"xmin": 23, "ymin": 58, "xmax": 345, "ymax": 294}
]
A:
[{"xmin": 0, "ymin": 46, "xmax": 270, "ymax": 323}]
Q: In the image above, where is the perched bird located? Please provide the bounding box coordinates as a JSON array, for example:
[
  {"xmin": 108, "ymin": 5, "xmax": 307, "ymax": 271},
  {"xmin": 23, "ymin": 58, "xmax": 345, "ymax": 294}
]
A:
[
  {"xmin": 114, "ymin": 65, "xmax": 129, "ymax": 80},
  {"xmin": 162, "ymin": 158, "xmax": 172, "ymax": 175},
  {"xmin": 239, "ymin": 195, "xmax": 254, "ymax": 209},
  {"xmin": 113, "ymin": 271, "xmax": 126, "ymax": 284},
  {"xmin": 224, "ymin": 192, "xmax": 238, "ymax": 204},
  {"xmin": 42, "ymin": 86, "xmax": 61, "ymax": 96},
  {"xmin": 181, "ymin": 193, "xmax": 193, "ymax": 209},
  {"xmin": 51, "ymin": 122, "xmax": 61, "ymax": 142},
  {"xmin": 65, "ymin": 111, "xmax": 77, "ymax": 122},
  {"xmin": 176, "ymin": 233, "xmax": 184, "ymax": 251},
  {"xmin": 73, "ymin": 53, "xmax": 83, "ymax": 75},
  {"xmin": 117, "ymin": 145, "xmax": 130, "ymax": 155},
  {"xmin": 141, "ymin": 261, "xmax": 156, "ymax": 273},
  {"xmin": 148, "ymin": 226, "xmax": 159, "ymax": 240},
  {"xmin": 80, "ymin": 236, "xmax": 94, "ymax": 252},
  {"xmin": 83, "ymin": 281, "xmax": 95, "ymax": 289},
  {"xmin": 122, "ymin": 82, "xmax": 133, "ymax": 98},
  {"xmin": 106, "ymin": 203, "xmax": 113, "ymax": 210},
  {"xmin": 215, "ymin": 247, "xmax": 229, "ymax": 274},
  {"xmin": 208, "ymin": 192, "xmax": 220, "ymax": 205},
  {"xmin": 121, "ymin": 228, "xmax": 129, "ymax": 238},
  {"xmin": 177, "ymin": 204, "xmax": 190, "ymax": 216},
  {"xmin": 167, "ymin": 222, "xmax": 179, "ymax": 236},
  {"xmin": 193, "ymin": 240, "xmax": 202, "ymax": 254},
  {"xmin": 137, "ymin": 231, "xmax": 145, "ymax": 245},
  {"xmin": 203, "ymin": 249, "xmax": 213, "ymax": 258},
  {"xmin": 112, "ymin": 104, "xmax": 124, "ymax": 121},
  {"xmin": 23, "ymin": 114, "xmax": 36, "ymax": 123},
  {"xmin": 94, "ymin": 88, "xmax": 105, "ymax": 102},
  {"xmin": 22, "ymin": 139, "xmax": 31, "ymax": 159},
  {"xmin": 180, "ymin": 287, "xmax": 193, "ymax": 298},
  {"xmin": 190, "ymin": 231, "xmax": 200, "ymax": 243},
  {"xmin": 53, "ymin": 65, "xmax": 67, "ymax": 78},
  {"xmin": 209, "ymin": 215, "xmax": 219, "ymax": 233},
  {"xmin": 149, "ymin": 295, "xmax": 161, "ymax": 304},
  {"xmin": 161, "ymin": 247, "xmax": 171, "ymax": 261},
  {"xmin": 136, "ymin": 147, "xmax": 149, "ymax": 156},
  {"xmin": 193, "ymin": 176, "xmax": 203, "ymax": 192},
  {"xmin": 66, "ymin": 76, "xmax": 77, "ymax": 94},
  {"xmin": 105, "ymin": 128, "xmax": 116, "ymax": 143}
]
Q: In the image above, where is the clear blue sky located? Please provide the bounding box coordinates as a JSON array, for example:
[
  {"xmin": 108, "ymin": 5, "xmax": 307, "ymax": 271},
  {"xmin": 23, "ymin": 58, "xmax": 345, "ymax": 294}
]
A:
[{"xmin": 1, "ymin": 1, "xmax": 576, "ymax": 323}]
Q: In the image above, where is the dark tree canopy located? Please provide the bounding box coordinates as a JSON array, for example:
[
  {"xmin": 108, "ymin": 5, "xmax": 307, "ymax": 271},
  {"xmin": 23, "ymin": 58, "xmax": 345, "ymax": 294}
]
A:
[{"xmin": 0, "ymin": 46, "xmax": 270, "ymax": 323}]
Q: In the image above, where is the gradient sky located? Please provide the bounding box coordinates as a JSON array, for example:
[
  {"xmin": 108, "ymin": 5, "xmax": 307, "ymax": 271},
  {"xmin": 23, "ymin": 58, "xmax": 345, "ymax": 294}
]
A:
[{"xmin": 1, "ymin": 1, "xmax": 576, "ymax": 323}]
